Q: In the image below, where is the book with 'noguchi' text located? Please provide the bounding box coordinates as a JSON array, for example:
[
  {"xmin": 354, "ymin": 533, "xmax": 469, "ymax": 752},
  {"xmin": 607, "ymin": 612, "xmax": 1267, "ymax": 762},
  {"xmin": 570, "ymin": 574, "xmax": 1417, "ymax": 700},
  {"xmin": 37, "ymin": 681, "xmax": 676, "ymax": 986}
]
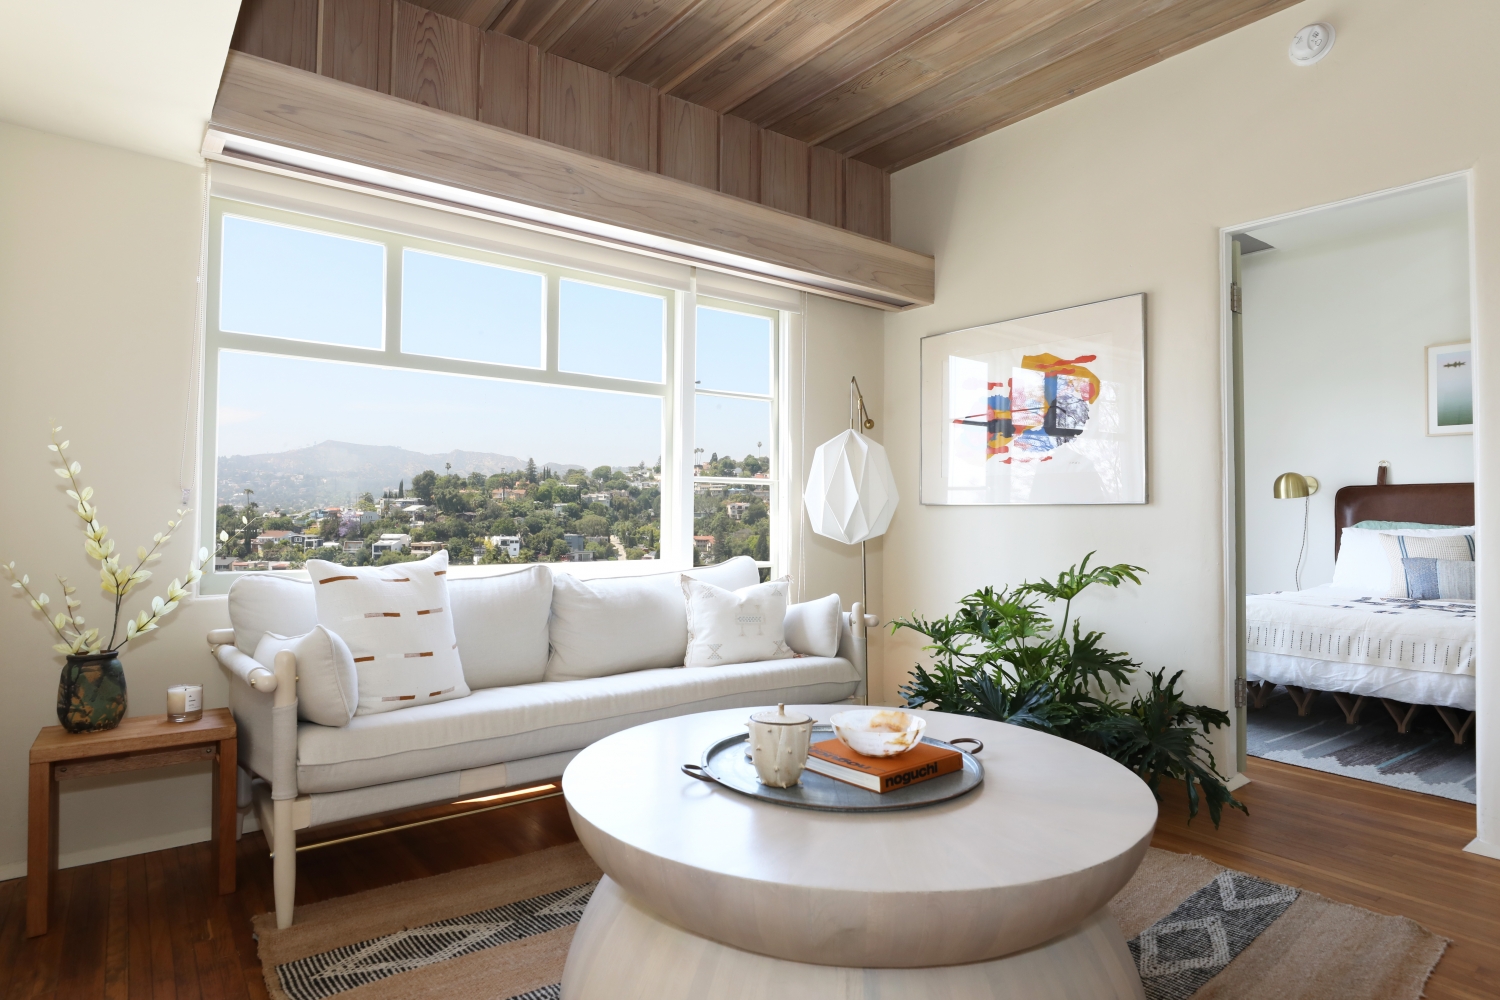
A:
[{"xmin": 805, "ymin": 739, "xmax": 963, "ymax": 793}]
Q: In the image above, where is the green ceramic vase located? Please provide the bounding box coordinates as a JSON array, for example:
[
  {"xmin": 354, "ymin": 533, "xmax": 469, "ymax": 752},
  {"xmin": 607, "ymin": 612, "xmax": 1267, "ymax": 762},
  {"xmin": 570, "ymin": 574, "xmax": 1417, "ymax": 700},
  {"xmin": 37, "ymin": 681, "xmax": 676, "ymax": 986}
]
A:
[{"xmin": 57, "ymin": 652, "xmax": 127, "ymax": 733}]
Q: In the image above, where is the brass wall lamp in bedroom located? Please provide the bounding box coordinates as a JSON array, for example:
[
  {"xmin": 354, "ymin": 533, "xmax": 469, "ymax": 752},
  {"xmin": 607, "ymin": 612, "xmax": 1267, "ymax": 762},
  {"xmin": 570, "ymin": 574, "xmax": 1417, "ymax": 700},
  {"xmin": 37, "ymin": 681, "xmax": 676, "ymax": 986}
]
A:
[{"xmin": 1273, "ymin": 472, "xmax": 1320, "ymax": 591}]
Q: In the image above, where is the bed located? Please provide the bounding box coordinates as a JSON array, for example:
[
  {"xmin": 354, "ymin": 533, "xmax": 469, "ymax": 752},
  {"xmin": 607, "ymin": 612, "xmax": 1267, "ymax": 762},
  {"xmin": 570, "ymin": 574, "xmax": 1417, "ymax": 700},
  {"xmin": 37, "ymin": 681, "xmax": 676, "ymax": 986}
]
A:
[{"xmin": 1244, "ymin": 477, "xmax": 1476, "ymax": 744}]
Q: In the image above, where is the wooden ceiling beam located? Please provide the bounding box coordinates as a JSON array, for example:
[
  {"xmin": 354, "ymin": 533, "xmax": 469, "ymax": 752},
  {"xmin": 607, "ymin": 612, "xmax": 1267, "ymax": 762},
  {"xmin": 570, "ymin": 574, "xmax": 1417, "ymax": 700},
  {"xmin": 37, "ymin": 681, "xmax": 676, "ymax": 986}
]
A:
[
  {"xmin": 412, "ymin": 0, "xmax": 511, "ymax": 27},
  {"xmin": 728, "ymin": 0, "xmax": 984, "ymax": 129},
  {"xmin": 210, "ymin": 52, "xmax": 933, "ymax": 306},
  {"xmin": 858, "ymin": 0, "xmax": 1301, "ymax": 170},
  {"xmin": 491, "ymin": 0, "xmax": 575, "ymax": 43}
]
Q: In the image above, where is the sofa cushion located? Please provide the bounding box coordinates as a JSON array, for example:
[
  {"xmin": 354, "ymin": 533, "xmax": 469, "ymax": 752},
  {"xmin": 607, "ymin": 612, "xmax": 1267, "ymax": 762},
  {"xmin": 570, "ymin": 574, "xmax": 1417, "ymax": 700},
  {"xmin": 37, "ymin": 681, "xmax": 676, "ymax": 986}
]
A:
[
  {"xmin": 307, "ymin": 550, "xmax": 471, "ymax": 715},
  {"xmin": 295, "ymin": 653, "xmax": 860, "ymax": 793},
  {"xmin": 253, "ymin": 626, "xmax": 358, "ymax": 727},
  {"xmin": 683, "ymin": 575, "xmax": 794, "ymax": 667},
  {"xmin": 449, "ymin": 564, "xmax": 553, "ymax": 689},
  {"xmin": 228, "ymin": 573, "xmax": 316, "ymax": 656},
  {"xmin": 784, "ymin": 594, "xmax": 842, "ymax": 658},
  {"xmin": 543, "ymin": 556, "xmax": 761, "ymax": 681}
]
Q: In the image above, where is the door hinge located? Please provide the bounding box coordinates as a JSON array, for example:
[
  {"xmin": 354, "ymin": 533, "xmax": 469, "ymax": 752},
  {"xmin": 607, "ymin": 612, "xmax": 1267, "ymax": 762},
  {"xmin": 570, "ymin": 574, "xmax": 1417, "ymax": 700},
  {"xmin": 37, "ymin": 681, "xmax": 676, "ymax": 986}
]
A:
[
  {"xmin": 1233, "ymin": 676, "xmax": 1247, "ymax": 709},
  {"xmin": 1230, "ymin": 283, "xmax": 1242, "ymax": 315}
]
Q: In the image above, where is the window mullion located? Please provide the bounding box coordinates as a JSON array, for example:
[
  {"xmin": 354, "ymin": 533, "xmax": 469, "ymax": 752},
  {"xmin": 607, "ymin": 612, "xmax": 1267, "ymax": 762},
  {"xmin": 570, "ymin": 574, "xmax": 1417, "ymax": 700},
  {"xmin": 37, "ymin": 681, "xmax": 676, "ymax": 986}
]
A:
[
  {"xmin": 385, "ymin": 240, "xmax": 403, "ymax": 358},
  {"xmin": 545, "ymin": 274, "xmax": 560, "ymax": 373}
]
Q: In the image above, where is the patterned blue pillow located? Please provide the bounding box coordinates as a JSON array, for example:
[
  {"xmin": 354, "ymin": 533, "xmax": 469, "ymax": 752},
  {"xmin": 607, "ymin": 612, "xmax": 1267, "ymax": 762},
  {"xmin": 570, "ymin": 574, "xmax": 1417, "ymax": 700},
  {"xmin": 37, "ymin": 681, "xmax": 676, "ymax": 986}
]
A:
[{"xmin": 1399, "ymin": 557, "xmax": 1475, "ymax": 600}]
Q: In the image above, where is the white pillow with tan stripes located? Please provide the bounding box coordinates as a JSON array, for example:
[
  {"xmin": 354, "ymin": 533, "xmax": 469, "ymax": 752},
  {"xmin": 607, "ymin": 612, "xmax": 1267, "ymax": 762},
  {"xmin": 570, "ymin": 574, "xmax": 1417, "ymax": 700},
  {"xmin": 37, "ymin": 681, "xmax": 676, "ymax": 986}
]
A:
[{"xmin": 306, "ymin": 549, "xmax": 470, "ymax": 715}]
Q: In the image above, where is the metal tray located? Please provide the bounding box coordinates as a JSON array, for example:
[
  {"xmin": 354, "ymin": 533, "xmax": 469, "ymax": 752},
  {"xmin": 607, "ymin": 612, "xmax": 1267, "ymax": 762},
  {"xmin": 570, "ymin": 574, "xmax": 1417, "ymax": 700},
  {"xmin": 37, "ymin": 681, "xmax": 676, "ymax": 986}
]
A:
[{"xmin": 682, "ymin": 726, "xmax": 984, "ymax": 812}]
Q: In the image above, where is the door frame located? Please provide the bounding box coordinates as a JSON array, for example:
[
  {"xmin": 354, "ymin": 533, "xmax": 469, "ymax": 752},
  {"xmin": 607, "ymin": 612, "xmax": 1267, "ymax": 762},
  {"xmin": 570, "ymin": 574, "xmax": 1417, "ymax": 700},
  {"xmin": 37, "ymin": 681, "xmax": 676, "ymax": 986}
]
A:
[{"xmin": 1216, "ymin": 168, "xmax": 1478, "ymax": 786}]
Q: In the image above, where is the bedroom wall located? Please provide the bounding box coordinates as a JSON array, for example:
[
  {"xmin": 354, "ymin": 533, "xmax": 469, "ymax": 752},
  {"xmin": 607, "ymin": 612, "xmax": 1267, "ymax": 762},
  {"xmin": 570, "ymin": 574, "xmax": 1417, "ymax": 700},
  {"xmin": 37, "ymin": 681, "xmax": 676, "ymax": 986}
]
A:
[
  {"xmin": 1242, "ymin": 212, "xmax": 1474, "ymax": 594},
  {"xmin": 884, "ymin": 0, "xmax": 1500, "ymax": 853}
]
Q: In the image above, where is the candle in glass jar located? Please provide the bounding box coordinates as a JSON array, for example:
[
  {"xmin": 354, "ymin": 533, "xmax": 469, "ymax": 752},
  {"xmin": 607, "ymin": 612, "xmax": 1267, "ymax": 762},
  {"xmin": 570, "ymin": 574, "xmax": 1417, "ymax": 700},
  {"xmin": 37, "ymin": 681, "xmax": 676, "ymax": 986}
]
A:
[{"xmin": 167, "ymin": 684, "xmax": 203, "ymax": 722}]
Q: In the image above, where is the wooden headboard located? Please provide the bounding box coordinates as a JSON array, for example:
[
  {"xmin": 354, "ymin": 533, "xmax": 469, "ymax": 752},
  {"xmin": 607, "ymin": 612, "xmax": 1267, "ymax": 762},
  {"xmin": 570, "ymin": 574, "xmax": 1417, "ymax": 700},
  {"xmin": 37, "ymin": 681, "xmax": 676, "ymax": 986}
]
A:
[{"xmin": 1333, "ymin": 482, "xmax": 1474, "ymax": 557}]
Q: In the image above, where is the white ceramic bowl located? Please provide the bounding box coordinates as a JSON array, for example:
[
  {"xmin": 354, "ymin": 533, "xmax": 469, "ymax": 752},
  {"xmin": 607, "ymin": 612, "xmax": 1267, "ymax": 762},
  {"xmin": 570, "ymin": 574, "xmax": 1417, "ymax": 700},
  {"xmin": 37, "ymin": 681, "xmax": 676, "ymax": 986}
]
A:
[{"xmin": 829, "ymin": 709, "xmax": 927, "ymax": 757}]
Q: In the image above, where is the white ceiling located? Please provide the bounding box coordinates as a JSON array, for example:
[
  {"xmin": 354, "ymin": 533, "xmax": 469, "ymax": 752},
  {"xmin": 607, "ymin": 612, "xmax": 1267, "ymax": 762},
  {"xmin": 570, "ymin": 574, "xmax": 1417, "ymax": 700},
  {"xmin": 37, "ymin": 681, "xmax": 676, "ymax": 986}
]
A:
[{"xmin": 0, "ymin": 0, "xmax": 242, "ymax": 164}]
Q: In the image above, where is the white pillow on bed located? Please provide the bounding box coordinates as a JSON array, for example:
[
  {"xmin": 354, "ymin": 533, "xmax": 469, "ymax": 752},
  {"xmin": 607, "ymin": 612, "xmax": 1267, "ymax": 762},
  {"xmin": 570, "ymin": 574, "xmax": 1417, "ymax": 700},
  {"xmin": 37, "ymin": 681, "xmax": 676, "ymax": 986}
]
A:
[{"xmin": 1331, "ymin": 525, "xmax": 1473, "ymax": 594}]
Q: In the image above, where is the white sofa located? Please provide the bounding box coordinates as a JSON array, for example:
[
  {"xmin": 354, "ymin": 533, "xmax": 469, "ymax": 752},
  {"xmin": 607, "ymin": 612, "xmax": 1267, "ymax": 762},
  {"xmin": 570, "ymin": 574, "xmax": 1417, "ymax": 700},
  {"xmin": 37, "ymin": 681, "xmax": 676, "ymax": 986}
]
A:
[{"xmin": 207, "ymin": 556, "xmax": 867, "ymax": 927}]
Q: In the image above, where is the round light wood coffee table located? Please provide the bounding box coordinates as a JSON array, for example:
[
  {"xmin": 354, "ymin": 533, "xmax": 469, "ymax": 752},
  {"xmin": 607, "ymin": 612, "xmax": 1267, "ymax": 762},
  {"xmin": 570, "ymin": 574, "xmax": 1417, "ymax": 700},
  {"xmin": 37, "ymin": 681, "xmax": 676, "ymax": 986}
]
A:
[{"xmin": 561, "ymin": 706, "xmax": 1156, "ymax": 999}]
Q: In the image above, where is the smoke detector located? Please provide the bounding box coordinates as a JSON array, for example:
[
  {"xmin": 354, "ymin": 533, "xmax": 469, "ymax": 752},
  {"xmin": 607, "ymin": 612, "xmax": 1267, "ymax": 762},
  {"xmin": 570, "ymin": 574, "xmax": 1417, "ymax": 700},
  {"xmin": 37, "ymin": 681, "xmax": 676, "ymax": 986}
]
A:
[{"xmin": 1289, "ymin": 23, "xmax": 1335, "ymax": 65}]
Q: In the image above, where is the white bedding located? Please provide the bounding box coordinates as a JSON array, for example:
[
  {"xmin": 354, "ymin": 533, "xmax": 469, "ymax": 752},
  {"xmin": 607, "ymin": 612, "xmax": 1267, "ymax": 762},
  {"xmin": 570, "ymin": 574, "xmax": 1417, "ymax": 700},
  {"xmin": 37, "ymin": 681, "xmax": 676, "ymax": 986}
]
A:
[
  {"xmin": 1246, "ymin": 585, "xmax": 1474, "ymax": 674},
  {"xmin": 1244, "ymin": 585, "xmax": 1476, "ymax": 709}
]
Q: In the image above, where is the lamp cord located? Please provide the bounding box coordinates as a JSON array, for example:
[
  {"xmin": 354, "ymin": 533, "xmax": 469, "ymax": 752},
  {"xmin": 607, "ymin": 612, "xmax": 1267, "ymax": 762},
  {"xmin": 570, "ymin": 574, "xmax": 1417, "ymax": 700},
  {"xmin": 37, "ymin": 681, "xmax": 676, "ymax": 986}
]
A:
[{"xmin": 1295, "ymin": 495, "xmax": 1309, "ymax": 591}]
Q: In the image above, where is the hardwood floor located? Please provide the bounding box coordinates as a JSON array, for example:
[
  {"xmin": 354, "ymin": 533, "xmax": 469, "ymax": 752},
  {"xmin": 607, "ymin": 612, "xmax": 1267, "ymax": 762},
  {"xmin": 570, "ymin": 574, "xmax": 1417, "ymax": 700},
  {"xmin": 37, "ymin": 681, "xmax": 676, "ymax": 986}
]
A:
[
  {"xmin": 1154, "ymin": 758, "xmax": 1499, "ymax": 1000},
  {"xmin": 1, "ymin": 759, "xmax": 1495, "ymax": 998}
]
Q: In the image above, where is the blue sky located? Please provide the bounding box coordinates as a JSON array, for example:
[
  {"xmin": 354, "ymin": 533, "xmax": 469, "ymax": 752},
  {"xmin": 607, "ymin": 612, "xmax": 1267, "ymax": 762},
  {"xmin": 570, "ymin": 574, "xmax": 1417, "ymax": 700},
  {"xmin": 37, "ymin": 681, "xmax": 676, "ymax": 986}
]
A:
[{"xmin": 217, "ymin": 216, "xmax": 772, "ymax": 468}]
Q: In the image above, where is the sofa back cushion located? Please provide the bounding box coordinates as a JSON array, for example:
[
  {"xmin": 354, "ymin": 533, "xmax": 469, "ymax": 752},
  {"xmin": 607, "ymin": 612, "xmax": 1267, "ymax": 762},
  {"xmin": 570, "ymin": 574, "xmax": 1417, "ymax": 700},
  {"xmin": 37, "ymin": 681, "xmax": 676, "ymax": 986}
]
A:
[
  {"xmin": 227, "ymin": 573, "xmax": 316, "ymax": 657},
  {"xmin": 784, "ymin": 593, "xmax": 843, "ymax": 658},
  {"xmin": 544, "ymin": 556, "xmax": 761, "ymax": 681},
  {"xmin": 448, "ymin": 564, "xmax": 553, "ymax": 688}
]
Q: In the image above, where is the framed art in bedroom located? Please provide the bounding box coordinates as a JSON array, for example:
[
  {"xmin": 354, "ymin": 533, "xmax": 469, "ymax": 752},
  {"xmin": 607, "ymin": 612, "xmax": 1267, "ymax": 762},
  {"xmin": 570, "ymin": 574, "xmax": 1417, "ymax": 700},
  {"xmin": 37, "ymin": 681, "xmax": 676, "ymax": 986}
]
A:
[
  {"xmin": 920, "ymin": 293, "xmax": 1146, "ymax": 505},
  {"xmin": 1427, "ymin": 342, "xmax": 1473, "ymax": 436}
]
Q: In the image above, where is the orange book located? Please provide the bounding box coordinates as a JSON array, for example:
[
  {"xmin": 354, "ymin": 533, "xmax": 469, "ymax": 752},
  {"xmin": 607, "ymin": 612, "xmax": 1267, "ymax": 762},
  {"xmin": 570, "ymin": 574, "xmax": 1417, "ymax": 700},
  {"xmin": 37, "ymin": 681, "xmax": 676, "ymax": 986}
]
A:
[{"xmin": 805, "ymin": 739, "xmax": 963, "ymax": 793}]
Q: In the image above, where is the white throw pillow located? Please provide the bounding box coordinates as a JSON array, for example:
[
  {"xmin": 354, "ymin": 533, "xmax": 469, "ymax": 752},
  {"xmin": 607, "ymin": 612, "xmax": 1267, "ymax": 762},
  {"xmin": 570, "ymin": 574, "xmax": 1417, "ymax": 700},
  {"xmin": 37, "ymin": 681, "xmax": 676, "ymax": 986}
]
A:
[
  {"xmin": 784, "ymin": 594, "xmax": 842, "ymax": 658},
  {"xmin": 683, "ymin": 576, "xmax": 795, "ymax": 667},
  {"xmin": 1330, "ymin": 526, "xmax": 1473, "ymax": 594},
  {"xmin": 306, "ymin": 550, "xmax": 470, "ymax": 715},
  {"xmin": 253, "ymin": 626, "xmax": 358, "ymax": 727},
  {"xmin": 544, "ymin": 557, "xmax": 762, "ymax": 681},
  {"xmin": 449, "ymin": 564, "xmax": 553, "ymax": 689}
]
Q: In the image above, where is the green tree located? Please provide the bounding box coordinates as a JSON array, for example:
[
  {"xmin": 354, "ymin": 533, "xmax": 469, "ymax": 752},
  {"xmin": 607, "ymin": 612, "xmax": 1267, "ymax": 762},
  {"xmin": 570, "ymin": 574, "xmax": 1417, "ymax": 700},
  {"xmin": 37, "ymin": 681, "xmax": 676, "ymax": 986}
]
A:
[
  {"xmin": 412, "ymin": 469, "xmax": 437, "ymax": 502},
  {"xmin": 468, "ymin": 471, "xmax": 487, "ymax": 490},
  {"xmin": 578, "ymin": 513, "xmax": 609, "ymax": 537},
  {"xmin": 356, "ymin": 492, "xmax": 376, "ymax": 512},
  {"xmin": 591, "ymin": 465, "xmax": 612, "ymax": 481},
  {"xmin": 525, "ymin": 458, "xmax": 538, "ymax": 483}
]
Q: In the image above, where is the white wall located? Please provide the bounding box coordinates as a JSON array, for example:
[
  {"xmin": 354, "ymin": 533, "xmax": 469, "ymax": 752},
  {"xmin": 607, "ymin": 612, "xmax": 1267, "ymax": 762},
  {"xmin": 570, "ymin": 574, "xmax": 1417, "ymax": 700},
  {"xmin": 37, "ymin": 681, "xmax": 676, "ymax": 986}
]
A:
[
  {"xmin": 0, "ymin": 120, "xmax": 887, "ymax": 877},
  {"xmin": 0, "ymin": 121, "xmax": 234, "ymax": 879},
  {"xmin": 1243, "ymin": 213, "xmax": 1474, "ymax": 593},
  {"xmin": 884, "ymin": 0, "xmax": 1500, "ymax": 853}
]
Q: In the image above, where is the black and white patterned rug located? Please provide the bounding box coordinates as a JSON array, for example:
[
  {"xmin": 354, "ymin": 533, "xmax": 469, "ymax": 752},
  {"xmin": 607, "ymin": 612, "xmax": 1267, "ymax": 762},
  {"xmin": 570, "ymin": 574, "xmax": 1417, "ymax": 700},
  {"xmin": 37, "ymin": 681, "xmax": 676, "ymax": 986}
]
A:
[
  {"xmin": 1127, "ymin": 870, "xmax": 1299, "ymax": 1000},
  {"xmin": 274, "ymin": 881, "xmax": 595, "ymax": 1000},
  {"xmin": 1248, "ymin": 688, "xmax": 1475, "ymax": 802}
]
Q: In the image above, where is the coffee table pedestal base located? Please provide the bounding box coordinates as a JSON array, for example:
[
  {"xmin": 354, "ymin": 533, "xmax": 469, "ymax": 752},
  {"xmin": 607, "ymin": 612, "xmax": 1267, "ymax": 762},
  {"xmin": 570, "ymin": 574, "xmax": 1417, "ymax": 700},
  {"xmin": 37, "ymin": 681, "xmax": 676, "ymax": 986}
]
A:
[{"xmin": 562, "ymin": 876, "xmax": 1145, "ymax": 1000}]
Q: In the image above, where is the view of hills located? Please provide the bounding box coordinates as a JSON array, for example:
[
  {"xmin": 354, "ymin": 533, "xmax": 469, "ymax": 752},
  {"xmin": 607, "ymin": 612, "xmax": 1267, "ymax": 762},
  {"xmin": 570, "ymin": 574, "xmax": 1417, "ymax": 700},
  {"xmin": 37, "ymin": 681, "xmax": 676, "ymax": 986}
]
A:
[{"xmin": 216, "ymin": 440, "xmax": 584, "ymax": 510}]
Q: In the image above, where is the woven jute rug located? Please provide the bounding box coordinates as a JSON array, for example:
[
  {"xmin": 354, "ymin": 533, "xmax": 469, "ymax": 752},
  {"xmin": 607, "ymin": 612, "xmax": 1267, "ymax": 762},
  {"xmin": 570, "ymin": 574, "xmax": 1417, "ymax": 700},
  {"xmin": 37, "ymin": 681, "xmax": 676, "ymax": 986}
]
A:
[{"xmin": 252, "ymin": 844, "xmax": 1446, "ymax": 1000}]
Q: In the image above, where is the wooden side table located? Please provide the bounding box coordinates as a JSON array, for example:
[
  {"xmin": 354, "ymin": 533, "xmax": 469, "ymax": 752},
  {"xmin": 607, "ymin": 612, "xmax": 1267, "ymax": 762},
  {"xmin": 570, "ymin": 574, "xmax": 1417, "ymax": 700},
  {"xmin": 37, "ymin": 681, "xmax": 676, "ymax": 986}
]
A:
[{"xmin": 27, "ymin": 708, "xmax": 237, "ymax": 937}]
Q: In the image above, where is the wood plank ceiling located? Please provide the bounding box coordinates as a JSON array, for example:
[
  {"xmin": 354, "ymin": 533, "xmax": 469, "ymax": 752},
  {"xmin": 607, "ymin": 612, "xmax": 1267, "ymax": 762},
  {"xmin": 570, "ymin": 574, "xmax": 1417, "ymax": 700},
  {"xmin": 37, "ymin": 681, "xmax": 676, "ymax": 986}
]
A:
[{"xmin": 417, "ymin": 0, "xmax": 1300, "ymax": 172}]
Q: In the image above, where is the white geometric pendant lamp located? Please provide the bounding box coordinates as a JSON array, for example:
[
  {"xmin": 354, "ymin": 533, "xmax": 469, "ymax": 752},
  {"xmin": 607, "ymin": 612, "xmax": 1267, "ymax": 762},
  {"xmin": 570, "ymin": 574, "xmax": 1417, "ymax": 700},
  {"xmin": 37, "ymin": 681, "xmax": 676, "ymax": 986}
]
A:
[{"xmin": 803, "ymin": 428, "xmax": 899, "ymax": 544}]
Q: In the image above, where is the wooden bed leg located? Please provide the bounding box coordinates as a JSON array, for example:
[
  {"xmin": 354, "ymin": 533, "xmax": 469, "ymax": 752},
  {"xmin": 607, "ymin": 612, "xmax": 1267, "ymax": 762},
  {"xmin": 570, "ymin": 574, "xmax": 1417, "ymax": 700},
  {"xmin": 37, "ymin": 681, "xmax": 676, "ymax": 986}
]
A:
[
  {"xmin": 1331, "ymin": 693, "xmax": 1367, "ymax": 725},
  {"xmin": 1248, "ymin": 681, "xmax": 1273, "ymax": 710},
  {"xmin": 1380, "ymin": 699, "xmax": 1422, "ymax": 734},
  {"xmin": 1434, "ymin": 707, "xmax": 1475, "ymax": 745},
  {"xmin": 1286, "ymin": 686, "xmax": 1319, "ymax": 716}
]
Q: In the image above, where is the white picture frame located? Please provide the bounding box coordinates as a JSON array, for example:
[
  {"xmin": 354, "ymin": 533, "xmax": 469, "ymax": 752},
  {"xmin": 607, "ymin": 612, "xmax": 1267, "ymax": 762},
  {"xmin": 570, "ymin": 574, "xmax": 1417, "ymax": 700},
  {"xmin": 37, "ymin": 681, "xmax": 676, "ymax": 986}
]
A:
[
  {"xmin": 920, "ymin": 293, "xmax": 1147, "ymax": 505},
  {"xmin": 1426, "ymin": 342, "xmax": 1473, "ymax": 436}
]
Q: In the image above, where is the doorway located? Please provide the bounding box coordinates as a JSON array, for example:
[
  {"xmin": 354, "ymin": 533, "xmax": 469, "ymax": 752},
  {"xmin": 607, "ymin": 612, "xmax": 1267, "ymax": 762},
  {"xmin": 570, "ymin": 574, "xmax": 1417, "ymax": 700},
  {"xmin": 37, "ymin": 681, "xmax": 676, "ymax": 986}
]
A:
[{"xmin": 1224, "ymin": 174, "xmax": 1477, "ymax": 801}]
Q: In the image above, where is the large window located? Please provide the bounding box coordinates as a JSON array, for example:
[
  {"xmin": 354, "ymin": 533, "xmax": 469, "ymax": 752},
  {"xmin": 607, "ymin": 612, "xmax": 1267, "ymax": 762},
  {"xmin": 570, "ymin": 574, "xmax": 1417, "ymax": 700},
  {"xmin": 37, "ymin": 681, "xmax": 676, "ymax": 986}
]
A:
[{"xmin": 202, "ymin": 197, "xmax": 783, "ymax": 590}]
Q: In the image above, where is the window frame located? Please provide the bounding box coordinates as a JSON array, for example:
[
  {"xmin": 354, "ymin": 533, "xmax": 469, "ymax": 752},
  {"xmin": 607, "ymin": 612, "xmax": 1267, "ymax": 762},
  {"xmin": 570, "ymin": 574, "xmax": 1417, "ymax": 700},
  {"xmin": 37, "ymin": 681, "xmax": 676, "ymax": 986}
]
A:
[
  {"xmin": 691, "ymin": 296, "xmax": 781, "ymax": 571},
  {"xmin": 199, "ymin": 196, "xmax": 790, "ymax": 593}
]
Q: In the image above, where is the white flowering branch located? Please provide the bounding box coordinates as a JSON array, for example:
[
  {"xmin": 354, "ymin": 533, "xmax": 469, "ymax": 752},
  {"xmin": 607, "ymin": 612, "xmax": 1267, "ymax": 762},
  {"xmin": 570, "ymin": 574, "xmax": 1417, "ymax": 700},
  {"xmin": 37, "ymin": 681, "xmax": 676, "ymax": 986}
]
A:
[{"xmin": 5, "ymin": 425, "xmax": 210, "ymax": 656}]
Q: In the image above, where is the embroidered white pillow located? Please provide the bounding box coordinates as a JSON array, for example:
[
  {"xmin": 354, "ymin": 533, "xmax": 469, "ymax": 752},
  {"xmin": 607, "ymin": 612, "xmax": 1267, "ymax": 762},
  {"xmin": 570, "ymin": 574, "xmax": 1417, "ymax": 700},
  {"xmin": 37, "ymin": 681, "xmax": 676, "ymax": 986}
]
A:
[
  {"xmin": 784, "ymin": 594, "xmax": 842, "ymax": 658},
  {"xmin": 682, "ymin": 575, "xmax": 794, "ymax": 667},
  {"xmin": 252, "ymin": 626, "xmax": 358, "ymax": 727},
  {"xmin": 306, "ymin": 550, "xmax": 470, "ymax": 715},
  {"xmin": 1331, "ymin": 525, "xmax": 1473, "ymax": 594},
  {"xmin": 1379, "ymin": 532, "xmax": 1475, "ymax": 598}
]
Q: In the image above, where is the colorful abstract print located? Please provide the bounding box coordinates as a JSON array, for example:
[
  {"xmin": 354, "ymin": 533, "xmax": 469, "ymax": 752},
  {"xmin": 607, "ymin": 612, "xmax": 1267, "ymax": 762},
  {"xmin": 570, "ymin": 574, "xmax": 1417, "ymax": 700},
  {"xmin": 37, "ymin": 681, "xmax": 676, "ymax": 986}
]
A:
[{"xmin": 951, "ymin": 353, "xmax": 1100, "ymax": 464}]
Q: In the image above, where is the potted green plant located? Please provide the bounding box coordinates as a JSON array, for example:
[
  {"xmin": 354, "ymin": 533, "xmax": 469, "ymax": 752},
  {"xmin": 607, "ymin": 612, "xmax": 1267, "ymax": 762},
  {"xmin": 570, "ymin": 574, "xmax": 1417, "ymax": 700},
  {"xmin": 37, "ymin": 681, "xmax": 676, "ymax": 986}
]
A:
[
  {"xmin": 893, "ymin": 554, "xmax": 1246, "ymax": 826},
  {"xmin": 7, "ymin": 425, "xmax": 209, "ymax": 733}
]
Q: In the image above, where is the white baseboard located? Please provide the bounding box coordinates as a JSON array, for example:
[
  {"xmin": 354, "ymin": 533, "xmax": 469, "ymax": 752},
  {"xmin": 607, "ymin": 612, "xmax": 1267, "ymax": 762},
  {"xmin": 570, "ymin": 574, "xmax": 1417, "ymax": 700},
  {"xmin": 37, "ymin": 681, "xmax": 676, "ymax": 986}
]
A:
[
  {"xmin": 1227, "ymin": 771, "xmax": 1251, "ymax": 791},
  {"xmin": 1463, "ymin": 837, "xmax": 1500, "ymax": 861},
  {"xmin": 0, "ymin": 826, "xmax": 215, "ymax": 883}
]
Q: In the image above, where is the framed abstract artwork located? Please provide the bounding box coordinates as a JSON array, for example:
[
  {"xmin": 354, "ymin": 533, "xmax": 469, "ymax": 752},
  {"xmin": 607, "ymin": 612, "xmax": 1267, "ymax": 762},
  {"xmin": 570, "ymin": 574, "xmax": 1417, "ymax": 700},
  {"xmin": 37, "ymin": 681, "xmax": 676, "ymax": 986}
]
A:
[
  {"xmin": 1426, "ymin": 342, "xmax": 1472, "ymax": 436},
  {"xmin": 920, "ymin": 293, "xmax": 1146, "ymax": 505}
]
